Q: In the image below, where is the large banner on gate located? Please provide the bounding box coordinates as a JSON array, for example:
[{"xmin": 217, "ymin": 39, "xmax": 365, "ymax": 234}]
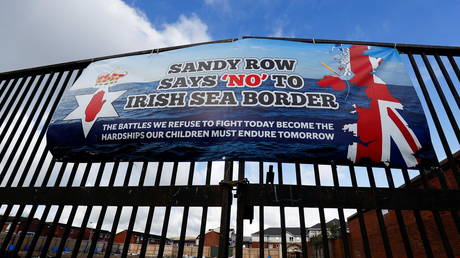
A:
[{"xmin": 46, "ymin": 38, "xmax": 435, "ymax": 168}]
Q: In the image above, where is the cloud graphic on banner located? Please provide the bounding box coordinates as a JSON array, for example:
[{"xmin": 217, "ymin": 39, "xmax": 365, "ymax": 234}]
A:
[{"xmin": 0, "ymin": 0, "xmax": 211, "ymax": 72}]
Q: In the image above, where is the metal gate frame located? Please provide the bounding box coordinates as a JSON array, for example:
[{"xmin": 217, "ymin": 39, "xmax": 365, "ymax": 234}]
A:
[{"xmin": 0, "ymin": 36, "xmax": 459, "ymax": 258}]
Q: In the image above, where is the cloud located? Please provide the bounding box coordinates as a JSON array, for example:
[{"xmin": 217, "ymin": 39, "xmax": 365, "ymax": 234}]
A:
[{"xmin": 0, "ymin": 0, "xmax": 212, "ymax": 73}]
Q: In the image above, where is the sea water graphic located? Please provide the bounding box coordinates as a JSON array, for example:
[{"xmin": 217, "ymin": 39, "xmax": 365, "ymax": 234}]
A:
[{"xmin": 47, "ymin": 77, "xmax": 434, "ymax": 166}]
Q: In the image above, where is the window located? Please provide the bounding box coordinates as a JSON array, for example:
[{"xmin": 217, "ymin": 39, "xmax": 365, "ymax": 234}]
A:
[{"xmin": 289, "ymin": 237, "xmax": 294, "ymax": 241}]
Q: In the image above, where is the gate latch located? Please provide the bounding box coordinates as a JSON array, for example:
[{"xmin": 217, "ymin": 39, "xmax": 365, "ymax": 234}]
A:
[
  {"xmin": 219, "ymin": 178, "xmax": 249, "ymax": 187},
  {"xmin": 220, "ymin": 178, "xmax": 254, "ymax": 222}
]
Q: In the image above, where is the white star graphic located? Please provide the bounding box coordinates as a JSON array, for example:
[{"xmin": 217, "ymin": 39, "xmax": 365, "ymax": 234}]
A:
[{"xmin": 64, "ymin": 89, "xmax": 126, "ymax": 137}]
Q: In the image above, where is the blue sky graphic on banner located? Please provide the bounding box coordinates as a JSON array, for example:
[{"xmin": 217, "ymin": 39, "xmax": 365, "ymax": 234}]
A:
[{"xmin": 47, "ymin": 38, "xmax": 435, "ymax": 168}]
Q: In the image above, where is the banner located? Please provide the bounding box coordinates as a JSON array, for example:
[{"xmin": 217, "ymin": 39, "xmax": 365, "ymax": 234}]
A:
[{"xmin": 46, "ymin": 38, "xmax": 435, "ymax": 168}]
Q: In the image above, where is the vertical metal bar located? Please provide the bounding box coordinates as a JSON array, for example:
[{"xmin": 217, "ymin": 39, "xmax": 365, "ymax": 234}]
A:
[
  {"xmin": 92, "ymin": 162, "xmax": 107, "ymax": 187},
  {"xmin": 78, "ymin": 163, "xmax": 92, "ymax": 187},
  {"xmin": 0, "ymin": 80, "xmax": 49, "ymax": 167},
  {"xmin": 120, "ymin": 162, "xmax": 136, "ymax": 256},
  {"xmin": 23, "ymin": 156, "xmax": 61, "ymax": 256},
  {"xmin": 0, "ymin": 77, "xmax": 27, "ymax": 123},
  {"xmin": 0, "ymin": 74, "xmax": 52, "ymax": 169},
  {"xmin": 401, "ymin": 168, "xmax": 434, "ymax": 258},
  {"xmin": 65, "ymin": 162, "xmax": 80, "ymax": 187},
  {"xmin": 434, "ymin": 55, "xmax": 460, "ymax": 108},
  {"xmin": 314, "ymin": 164, "xmax": 330, "ymax": 258},
  {"xmin": 75, "ymin": 165, "xmax": 114, "ymax": 257},
  {"xmin": 35, "ymin": 163, "xmax": 70, "ymax": 256},
  {"xmin": 17, "ymin": 69, "xmax": 81, "ymax": 187},
  {"xmin": 366, "ymin": 167, "xmax": 392, "ymax": 258},
  {"xmin": 74, "ymin": 164, "xmax": 113, "ymax": 257},
  {"xmin": 158, "ymin": 162, "xmax": 179, "ymax": 257},
  {"xmin": 138, "ymin": 161, "xmax": 149, "ymax": 186},
  {"xmin": 40, "ymin": 205, "xmax": 65, "ymax": 257},
  {"xmin": 384, "ymin": 167, "xmax": 414, "ymax": 258},
  {"xmin": 218, "ymin": 161, "xmax": 233, "ymax": 258},
  {"xmin": 0, "ymin": 70, "xmax": 71, "ymax": 185},
  {"xmin": 258, "ymin": 161, "xmax": 264, "ymax": 258},
  {"xmin": 38, "ymin": 160, "xmax": 57, "ymax": 188},
  {"xmin": 177, "ymin": 161, "xmax": 196, "ymax": 257},
  {"xmin": 11, "ymin": 205, "xmax": 38, "ymax": 256},
  {"xmin": 330, "ymin": 163, "xmax": 351, "ymax": 258},
  {"xmin": 421, "ymin": 54, "xmax": 460, "ymax": 138},
  {"xmin": 88, "ymin": 206, "xmax": 107, "ymax": 257},
  {"xmin": 235, "ymin": 161, "xmax": 245, "ymax": 258},
  {"xmin": 349, "ymin": 166, "xmax": 371, "ymax": 258},
  {"xmin": 197, "ymin": 161, "xmax": 212, "ymax": 258},
  {"xmin": 139, "ymin": 162, "xmax": 163, "ymax": 258},
  {"xmin": 53, "ymin": 162, "xmax": 72, "ymax": 187},
  {"xmin": 138, "ymin": 206, "xmax": 154, "ymax": 258},
  {"xmin": 37, "ymin": 162, "xmax": 74, "ymax": 256},
  {"xmin": 0, "ymin": 205, "xmax": 26, "ymax": 254},
  {"xmin": 447, "ymin": 56, "xmax": 460, "ymax": 81},
  {"xmin": 11, "ymin": 205, "xmax": 38, "ymax": 257},
  {"xmin": 408, "ymin": 54, "xmax": 460, "ymax": 188},
  {"xmin": 0, "ymin": 78, "xmax": 18, "ymax": 118},
  {"xmin": 0, "ymin": 78, "xmax": 18, "ymax": 112},
  {"xmin": 121, "ymin": 206, "xmax": 138, "ymax": 256},
  {"xmin": 0, "ymin": 75, "xmax": 37, "ymax": 142},
  {"xmin": 27, "ymin": 151, "xmax": 53, "ymax": 187},
  {"xmin": 295, "ymin": 163, "xmax": 309, "ymax": 258},
  {"xmin": 277, "ymin": 162, "xmax": 288, "ymax": 258},
  {"xmin": 0, "ymin": 77, "xmax": 27, "ymax": 126},
  {"xmin": 104, "ymin": 206, "xmax": 122, "ymax": 258},
  {"xmin": 123, "ymin": 161, "xmax": 134, "ymax": 187},
  {"xmin": 434, "ymin": 167, "xmax": 460, "ymax": 233},
  {"xmin": 107, "ymin": 162, "xmax": 120, "ymax": 186},
  {"xmin": 418, "ymin": 168, "xmax": 454, "ymax": 258},
  {"xmin": 55, "ymin": 205, "xmax": 78, "ymax": 256},
  {"xmin": 25, "ymin": 205, "xmax": 51, "ymax": 258},
  {"xmin": 0, "ymin": 78, "xmax": 12, "ymax": 101},
  {"xmin": 0, "ymin": 205, "xmax": 14, "ymax": 235},
  {"xmin": 51, "ymin": 164, "xmax": 82, "ymax": 258}
]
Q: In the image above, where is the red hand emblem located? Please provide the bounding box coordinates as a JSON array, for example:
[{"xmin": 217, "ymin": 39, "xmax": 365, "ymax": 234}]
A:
[{"xmin": 85, "ymin": 90, "xmax": 106, "ymax": 122}]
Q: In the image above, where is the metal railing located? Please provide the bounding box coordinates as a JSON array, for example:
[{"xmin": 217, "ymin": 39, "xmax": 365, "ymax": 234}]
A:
[{"xmin": 0, "ymin": 37, "xmax": 459, "ymax": 257}]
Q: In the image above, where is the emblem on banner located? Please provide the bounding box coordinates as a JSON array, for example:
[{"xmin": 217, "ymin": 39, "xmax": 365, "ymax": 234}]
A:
[{"xmin": 63, "ymin": 70, "xmax": 127, "ymax": 137}]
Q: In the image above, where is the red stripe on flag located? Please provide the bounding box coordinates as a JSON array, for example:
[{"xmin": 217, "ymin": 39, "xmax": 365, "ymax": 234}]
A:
[{"xmin": 387, "ymin": 107, "xmax": 419, "ymax": 153}]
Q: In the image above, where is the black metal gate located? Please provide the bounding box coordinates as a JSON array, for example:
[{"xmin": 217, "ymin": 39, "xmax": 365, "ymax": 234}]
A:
[{"xmin": 0, "ymin": 37, "xmax": 459, "ymax": 258}]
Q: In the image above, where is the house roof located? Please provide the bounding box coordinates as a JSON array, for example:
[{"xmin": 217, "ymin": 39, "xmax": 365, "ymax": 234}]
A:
[
  {"xmin": 308, "ymin": 219, "xmax": 340, "ymax": 230},
  {"xmin": 251, "ymin": 227, "xmax": 304, "ymax": 236},
  {"xmin": 243, "ymin": 236, "xmax": 252, "ymax": 242},
  {"xmin": 115, "ymin": 230, "xmax": 166, "ymax": 240},
  {"xmin": 251, "ymin": 219, "xmax": 343, "ymax": 236}
]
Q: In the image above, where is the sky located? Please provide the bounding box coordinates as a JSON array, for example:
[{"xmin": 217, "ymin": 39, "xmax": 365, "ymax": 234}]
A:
[
  {"xmin": 0, "ymin": 0, "xmax": 459, "ymax": 242},
  {"xmin": 1, "ymin": 0, "xmax": 459, "ymax": 72}
]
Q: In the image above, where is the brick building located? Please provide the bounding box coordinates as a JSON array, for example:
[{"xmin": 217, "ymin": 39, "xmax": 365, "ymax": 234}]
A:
[
  {"xmin": 196, "ymin": 227, "xmax": 236, "ymax": 247},
  {"xmin": 347, "ymin": 154, "xmax": 460, "ymax": 257},
  {"xmin": 113, "ymin": 230, "xmax": 166, "ymax": 245},
  {"xmin": 1, "ymin": 217, "xmax": 112, "ymax": 242}
]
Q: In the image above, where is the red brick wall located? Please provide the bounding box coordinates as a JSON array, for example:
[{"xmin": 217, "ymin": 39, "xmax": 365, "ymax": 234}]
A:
[
  {"xmin": 114, "ymin": 230, "xmax": 129, "ymax": 244},
  {"xmin": 306, "ymin": 238, "xmax": 350, "ymax": 258},
  {"xmin": 203, "ymin": 231, "xmax": 220, "ymax": 247}
]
